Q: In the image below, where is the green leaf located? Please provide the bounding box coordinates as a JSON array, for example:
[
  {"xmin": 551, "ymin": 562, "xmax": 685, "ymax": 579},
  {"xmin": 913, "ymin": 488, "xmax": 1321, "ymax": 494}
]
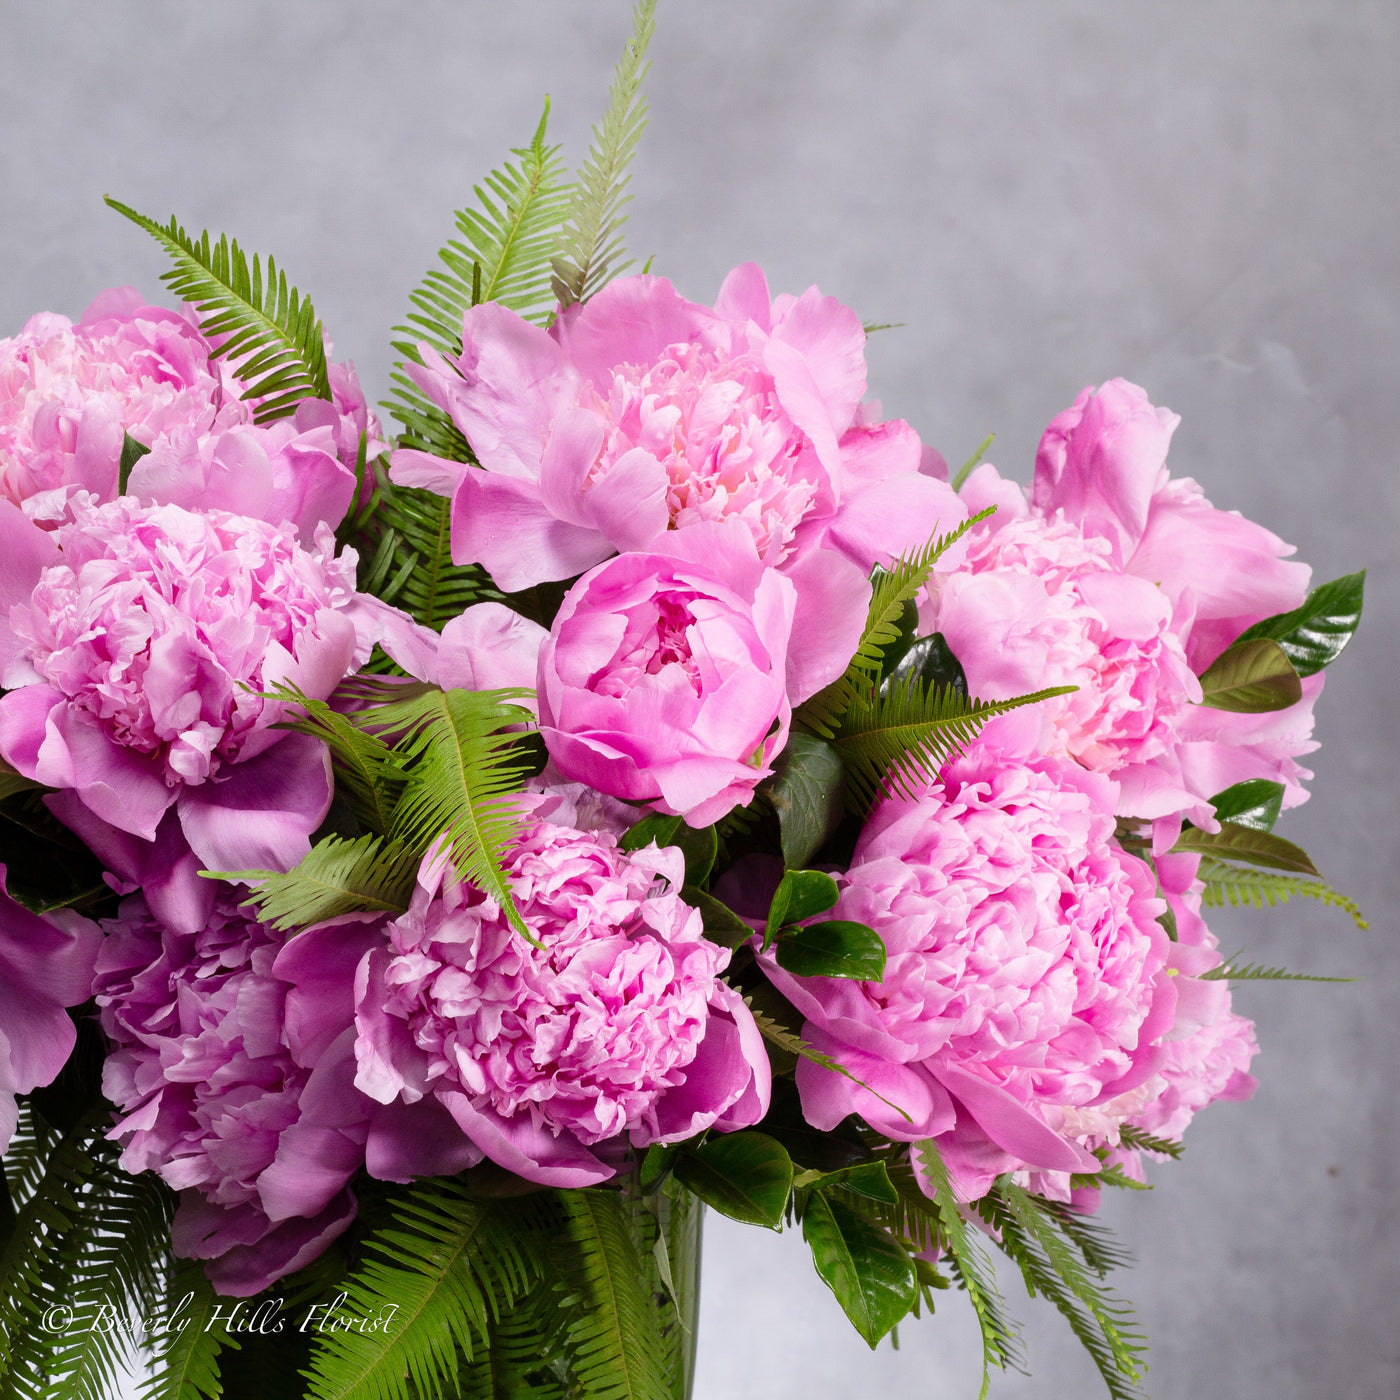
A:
[
  {"xmin": 620, "ymin": 812, "xmax": 684, "ymax": 852},
  {"xmin": 884, "ymin": 631, "xmax": 968, "ymax": 698},
  {"xmin": 552, "ymin": 0, "xmax": 657, "ymax": 308},
  {"xmin": 373, "ymin": 686, "xmax": 538, "ymax": 942},
  {"xmin": 220, "ymin": 833, "xmax": 420, "ymax": 932},
  {"xmin": 303, "ymin": 1185, "xmax": 547, "ymax": 1400},
  {"xmin": 1199, "ymin": 957, "xmax": 1354, "ymax": 983},
  {"xmin": 1208, "ymin": 778, "xmax": 1285, "ymax": 831},
  {"xmin": 1236, "ymin": 569, "xmax": 1365, "ymax": 676},
  {"xmin": 1196, "ymin": 856, "xmax": 1368, "ymax": 930},
  {"xmin": 638, "ymin": 1144, "xmax": 680, "ymax": 1195},
  {"xmin": 105, "ymin": 198, "xmax": 330, "ymax": 421},
  {"xmin": 950, "ymin": 432, "xmax": 995, "ymax": 492},
  {"xmin": 680, "ymin": 887, "xmax": 754, "ymax": 949},
  {"xmin": 774, "ymin": 920, "xmax": 887, "ymax": 981},
  {"xmin": 762, "ymin": 868, "xmax": 840, "ymax": 950},
  {"xmin": 802, "ymin": 1193, "xmax": 917, "ymax": 1348},
  {"xmin": 0, "ymin": 754, "xmax": 42, "ymax": 802},
  {"xmin": 672, "ymin": 1132, "xmax": 793, "ymax": 1228},
  {"xmin": 792, "ymin": 1161, "xmax": 900, "ymax": 1205},
  {"xmin": 118, "ymin": 430, "xmax": 150, "ymax": 495},
  {"xmin": 1196, "ymin": 637, "xmax": 1302, "ymax": 712},
  {"xmin": 766, "ymin": 734, "xmax": 846, "ymax": 869},
  {"xmin": 796, "ymin": 510, "xmax": 996, "ymax": 739},
  {"xmin": 556, "ymin": 1189, "xmax": 670, "ymax": 1400},
  {"xmin": 1171, "ymin": 823, "xmax": 1320, "ymax": 876},
  {"xmin": 141, "ymin": 1262, "xmax": 237, "ymax": 1400},
  {"xmin": 837, "ymin": 678, "xmax": 1076, "ymax": 812},
  {"xmin": 914, "ymin": 1142, "xmax": 1019, "ymax": 1397},
  {"xmin": 1116, "ymin": 1125, "xmax": 1183, "ymax": 1160},
  {"xmin": 674, "ymin": 823, "xmax": 718, "ymax": 886}
]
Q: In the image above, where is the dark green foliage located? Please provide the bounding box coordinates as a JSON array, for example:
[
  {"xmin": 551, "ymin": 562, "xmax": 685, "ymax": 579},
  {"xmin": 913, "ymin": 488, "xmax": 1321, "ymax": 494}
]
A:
[
  {"xmin": 1209, "ymin": 778, "xmax": 1285, "ymax": 831},
  {"xmin": 884, "ymin": 632, "xmax": 968, "ymax": 698},
  {"xmin": 105, "ymin": 199, "xmax": 330, "ymax": 421},
  {"xmin": 1236, "ymin": 569, "xmax": 1365, "ymax": 676},
  {"xmin": 551, "ymin": 1, "xmax": 657, "ymax": 309},
  {"xmin": 773, "ymin": 920, "xmax": 887, "ymax": 981},
  {"xmin": 678, "ymin": 887, "xmax": 752, "ymax": 949},
  {"xmin": 764, "ymin": 734, "xmax": 846, "ymax": 868},
  {"xmin": 977, "ymin": 1180, "xmax": 1147, "ymax": 1400},
  {"xmin": 138, "ymin": 1262, "xmax": 238, "ymax": 1400},
  {"xmin": 1196, "ymin": 637, "xmax": 1302, "ymax": 712},
  {"xmin": 762, "ymin": 868, "xmax": 839, "ymax": 948},
  {"xmin": 671, "ymin": 1133, "xmax": 793, "ymax": 1229},
  {"xmin": 1171, "ymin": 822, "xmax": 1319, "ymax": 876},
  {"xmin": 118, "ymin": 432, "xmax": 150, "ymax": 495},
  {"xmin": 801, "ymin": 1192, "xmax": 917, "ymax": 1347}
]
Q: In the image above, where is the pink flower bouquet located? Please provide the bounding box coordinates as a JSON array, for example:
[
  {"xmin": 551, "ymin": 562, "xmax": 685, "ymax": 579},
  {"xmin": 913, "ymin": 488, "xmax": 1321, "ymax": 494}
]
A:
[{"xmin": 0, "ymin": 7, "xmax": 1367, "ymax": 1400}]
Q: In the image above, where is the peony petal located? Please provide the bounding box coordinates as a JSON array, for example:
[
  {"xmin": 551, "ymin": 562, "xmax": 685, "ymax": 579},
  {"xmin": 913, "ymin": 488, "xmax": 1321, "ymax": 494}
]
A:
[{"xmin": 438, "ymin": 1091, "xmax": 617, "ymax": 1188}]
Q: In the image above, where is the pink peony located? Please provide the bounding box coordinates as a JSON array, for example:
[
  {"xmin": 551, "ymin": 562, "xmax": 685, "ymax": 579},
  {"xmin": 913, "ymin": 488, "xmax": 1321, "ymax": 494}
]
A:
[
  {"xmin": 0, "ymin": 868, "xmax": 102, "ymax": 1152},
  {"xmin": 0, "ymin": 498, "xmax": 377, "ymax": 868},
  {"xmin": 93, "ymin": 894, "xmax": 365, "ymax": 1295},
  {"xmin": 536, "ymin": 522, "xmax": 799, "ymax": 826},
  {"xmin": 0, "ymin": 287, "xmax": 380, "ymax": 543},
  {"xmin": 277, "ymin": 798, "xmax": 770, "ymax": 1189},
  {"xmin": 762, "ymin": 742, "xmax": 1177, "ymax": 1202}
]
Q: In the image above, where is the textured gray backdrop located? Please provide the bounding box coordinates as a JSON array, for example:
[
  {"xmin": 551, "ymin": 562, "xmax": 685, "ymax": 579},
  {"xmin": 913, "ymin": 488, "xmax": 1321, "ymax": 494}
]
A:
[{"xmin": 1, "ymin": 3, "xmax": 1396, "ymax": 1397}]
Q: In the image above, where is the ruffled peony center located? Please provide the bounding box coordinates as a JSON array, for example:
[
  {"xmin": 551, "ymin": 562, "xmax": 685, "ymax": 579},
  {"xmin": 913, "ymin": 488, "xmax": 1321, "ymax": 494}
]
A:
[
  {"xmin": 587, "ymin": 343, "xmax": 818, "ymax": 564},
  {"xmin": 377, "ymin": 823, "xmax": 723, "ymax": 1144},
  {"xmin": 594, "ymin": 593, "xmax": 703, "ymax": 698}
]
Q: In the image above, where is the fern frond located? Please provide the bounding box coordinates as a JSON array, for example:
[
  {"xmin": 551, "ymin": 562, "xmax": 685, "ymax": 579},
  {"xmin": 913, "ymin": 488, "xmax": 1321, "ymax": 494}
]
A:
[
  {"xmin": 104, "ymin": 198, "xmax": 330, "ymax": 422},
  {"xmin": 913, "ymin": 1142, "xmax": 1020, "ymax": 1398},
  {"xmin": 270, "ymin": 683, "xmax": 406, "ymax": 835},
  {"xmin": 304, "ymin": 1184, "xmax": 548, "ymax": 1400},
  {"xmin": 1024, "ymin": 1194, "xmax": 1138, "ymax": 1274},
  {"xmin": 551, "ymin": 0, "xmax": 657, "ymax": 308},
  {"xmin": 1199, "ymin": 957, "xmax": 1354, "ymax": 984},
  {"xmin": 223, "ymin": 834, "xmax": 420, "ymax": 932},
  {"xmin": 369, "ymin": 687, "xmax": 536, "ymax": 941},
  {"xmin": 1197, "ymin": 856, "xmax": 1368, "ymax": 930},
  {"xmin": 978, "ymin": 1180, "xmax": 1148, "ymax": 1400},
  {"xmin": 140, "ymin": 1263, "xmax": 238, "ymax": 1400},
  {"xmin": 455, "ymin": 1273, "xmax": 570, "ymax": 1400},
  {"xmin": 836, "ymin": 679, "xmax": 1076, "ymax": 811},
  {"xmin": 1116, "ymin": 1125, "xmax": 1183, "ymax": 1161},
  {"xmin": 797, "ymin": 509, "xmax": 995, "ymax": 738},
  {"xmin": 3, "ymin": 1100, "xmax": 58, "ymax": 1207},
  {"xmin": 556, "ymin": 1190, "xmax": 670, "ymax": 1400}
]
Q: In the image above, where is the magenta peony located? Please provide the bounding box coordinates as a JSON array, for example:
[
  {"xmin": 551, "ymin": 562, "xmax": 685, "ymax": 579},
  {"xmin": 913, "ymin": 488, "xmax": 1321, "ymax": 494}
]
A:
[
  {"xmin": 0, "ymin": 868, "xmax": 102, "ymax": 1152},
  {"xmin": 763, "ymin": 742, "xmax": 1178, "ymax": 1201},
  {"xmin": 276, "ymin": 798, "xmax": 770, "ymax": 1189},
  {"xmin": 0, "ymin": 498, "xmax": 367, "ymax": 867},
  {"xmin": 536, "ymin": 522, "xmax": 798, "ymax": 826},
  {"xmin": 93, "ymin": 894, "xmax": 364, "ymax": 1295}
]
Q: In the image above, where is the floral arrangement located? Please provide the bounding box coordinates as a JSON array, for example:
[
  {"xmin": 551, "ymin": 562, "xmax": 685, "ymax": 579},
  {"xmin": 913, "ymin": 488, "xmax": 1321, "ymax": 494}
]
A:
[{"xmin": 0, "ymin": 6, "xmax": 1367, "ymax": 1399}]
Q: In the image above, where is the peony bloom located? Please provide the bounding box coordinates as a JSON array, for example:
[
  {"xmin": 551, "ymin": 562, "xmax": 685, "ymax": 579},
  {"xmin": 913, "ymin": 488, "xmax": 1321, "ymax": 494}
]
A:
[
  {"xmin": 277, "ymin": 797, "xmax": 770, "ymax": 1189},
  {"xmin": 761, "ymin": 742, "xmax": 1177, "ymax": 1203},
  {"xmin": 536, "ymin": 522, "xmax": 799, "ymax": 826},
  {"xmin": 0, "ymin": 867, "xmax": 102, "ymax": 1152},
  {"xmin": 94, "ymin": 894, "xmax": 365, "ymax": 1295},
  {"xmin": 0, "ymin": 498, "xmax": 378, "ymax": 869},
  {"xmin": 0, "ymin": 287, "xmax": 379, "ymax": 543}
]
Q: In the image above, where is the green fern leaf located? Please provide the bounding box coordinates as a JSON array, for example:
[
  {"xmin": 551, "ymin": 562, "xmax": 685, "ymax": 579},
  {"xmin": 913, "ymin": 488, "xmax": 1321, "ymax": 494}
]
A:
[
  {"xmin": 1116, "ymin": 1125, "xmax": 1183, "ymax": 1161},
  {"xmin": 796, "ymin": 509, "xmax": 996, "ymax": 739},
  {"xmin": 551, "ymin": 0, "xmax": 657, "ymax": 308},
  {"xmin": 978, "ymin": 1180, "xmax": 1148, "ymax": 1400},
  {"xmin": 367, "ymin": 686, "xmax": 537, "ymax": 942},
  {"xmin": 104, "ymin": 198, "xmax": 330, "ymax": 422},
  {"xmin": 304, "ymin": 1184, "xmax": 548, "ymax": 1400},
  {"xmin": 222, "ymin": 833, "xmax": 421, "ymax": 932},
  {"xmin": 836, "ymin": 678, "xmax": 1076, "ymax": 811},
  {"xmin": 913, "ymin": 1142, "xmax": 1020, "ymax": 1399},
  {"xmin": 1199, "ymin": 956, "xmax": 1355, "ymax": 984},
  {"xmin": 140, "ymin": 1263, "xmax": 239, "ymax": 1400},
  {"xmin": 1197, "ymin": 855, "xmax": 1368, "ymax": 930},
  {"xmin": 556, "ymin": 1190, "xmax": 670, "ymax": 1400},
  {"xmin": 455, "ymin": 1273, "xmax": 570, "ymax": 1400}
]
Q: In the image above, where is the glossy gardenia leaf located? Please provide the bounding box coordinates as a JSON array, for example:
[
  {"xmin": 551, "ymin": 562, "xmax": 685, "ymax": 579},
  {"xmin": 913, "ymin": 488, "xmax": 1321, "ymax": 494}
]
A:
[
  {"xmin": 884, "ymin": 631, "xmax": 968, "ymax": 699},
  {"xmin": 117, "ymin": 431, "xmax": 150, "ymax": 495},
  {"xmin": 1209, "ymin": 778, "xmax": 1285, "ymax": 831},
  {"xmin": 672, "ymin": 1132, "xmax": 793, "ymax": 1227},
  {"xmin": 802, "ymin": 1193, "xmax": 918, "ymax": 1349},
  {"xmin": 766, "ymin": 734, "xmax": 846, "ymax": 869},
  {"xmin": 762, "ymin": 868, "xmax": 840, "ymax": 949},
  {"xmin": 1171, "ymin": 823, "xmax": 1320, "ymax": 877},
  {"xmin": 774, "ymin": 920, "xmax": 887, "ymax": 981},
  {"xmin": 1236, "ymin": 569, "xmax": 1365, "ymax": 677},
  {"xmin": 680, "ymin": 887, "xmax": 753, "ymax": 949},
  {"xmin": 620, "ymin": 811, "xmax": 684, "ymax": 851},
  {"xmin": 1197, "ymin": 637, "xmax": 1302, "ymax": 712},
  {"xmin": 792, "ymin": 1160, "xmax": 900, "ymax": 1205}
]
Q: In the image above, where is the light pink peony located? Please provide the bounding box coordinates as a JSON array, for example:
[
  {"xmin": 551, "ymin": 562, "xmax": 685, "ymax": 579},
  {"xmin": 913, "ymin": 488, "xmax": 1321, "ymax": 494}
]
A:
[
  {"xmin": 0, "ymin": 868, "xmax": 102, "ymax": 1153},
  {"xmin": 536, "ymin": 522, "xmax": 799, "ymax": 826},
  {"xmin": 93, "ymin": 894, "xmax": 365, "ymax": 1295},
  {"xmin": 0, "ymin": 498, "xmax": 376, "ymax": 868},
  {"xmin": 762, "ymin": 742, "xmax": 1177, "ymax": 1202},
  {"xmin": 278, "ymin": 799, "xmax": 770, "ymax": 1189},
  {"xmin": 0, "ymin": 287, "xmax": 380, "ymax": 543}
]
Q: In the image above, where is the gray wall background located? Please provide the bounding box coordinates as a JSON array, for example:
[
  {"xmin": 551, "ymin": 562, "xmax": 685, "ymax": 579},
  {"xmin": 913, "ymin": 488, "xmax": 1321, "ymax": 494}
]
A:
[{"xmin": 2, "ymin": 3, "xmax": 1396, "ymax": 1396}]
